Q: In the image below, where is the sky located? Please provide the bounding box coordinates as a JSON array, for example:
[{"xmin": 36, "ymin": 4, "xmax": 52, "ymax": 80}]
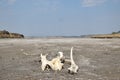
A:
[{"xmin": 0, "ymin": 0, "xmax": 120, "ymax": 36}]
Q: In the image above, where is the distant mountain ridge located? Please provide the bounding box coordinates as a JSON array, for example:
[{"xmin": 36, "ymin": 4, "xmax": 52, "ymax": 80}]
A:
[{"xmin": 0, "ymin": 30, "xmax": 24, "ymax": 38}]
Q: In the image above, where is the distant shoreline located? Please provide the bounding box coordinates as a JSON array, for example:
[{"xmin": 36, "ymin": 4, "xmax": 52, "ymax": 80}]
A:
[
  {"xmin": 25, "ymin": 36, "xmax": 88, "ymax": 39},
  {"xmin": 25, "ymin": 33, "xmax": 120, "ymax": 39}
]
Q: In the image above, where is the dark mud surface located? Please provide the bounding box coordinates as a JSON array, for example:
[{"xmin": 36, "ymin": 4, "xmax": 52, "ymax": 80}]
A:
[{"xmin": 0, "ymin": 38, "xmax": 120, "ymax": 80}]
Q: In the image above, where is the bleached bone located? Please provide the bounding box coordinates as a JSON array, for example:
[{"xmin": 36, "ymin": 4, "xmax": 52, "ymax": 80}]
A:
[
  {"xmin": 58, "ymin": 52, "xmax": 65, "ymax": 63},
  {"xmin": 50, "ymin": 56, "xmax": 64, "ymax": 71},
  {"xmin": 40, "ymin": 53, "xmax": 52, "ymax": 71},
  {"xmin": 49, "ymin": 51, "xmax": 65, "ymax": 71},
  {"xmin": 40, "ymin": 52, "xmax": 64, "ymax": 71},
  {"xmin": 64, "ymin": 59, "xmax": 71, "ymax": 65},
  {"xmin": 58, "ymin": 52, "xmax": 64, "ymax": 58},
  {"xmin": 68, "ymin": 47, "xmax": 79, "ymax": 74}
]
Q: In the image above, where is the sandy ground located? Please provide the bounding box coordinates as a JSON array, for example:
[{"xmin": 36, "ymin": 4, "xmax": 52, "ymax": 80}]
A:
[{"xmin": 0, "ymin": 38, "xmax": 120, "ymax": 80}]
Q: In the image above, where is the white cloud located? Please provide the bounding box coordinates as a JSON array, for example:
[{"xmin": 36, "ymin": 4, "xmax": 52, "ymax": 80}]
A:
[{"xmin": 82, "ymin": 0, "xmax": 107, "ymax": 7}]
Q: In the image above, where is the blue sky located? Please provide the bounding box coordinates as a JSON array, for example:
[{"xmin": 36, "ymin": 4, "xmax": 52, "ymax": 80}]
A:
[{"xmin": 0, "ymin": 0, "xmax": 120, "ymax": 36}]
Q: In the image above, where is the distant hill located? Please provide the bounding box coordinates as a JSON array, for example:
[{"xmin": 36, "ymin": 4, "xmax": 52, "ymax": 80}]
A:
[
  {"xmin": 0, "ymin": 30, "xmax": 24, "ymax": 38},
  {"xmin": 112, "ymin": 31, "xmax": 120, "ymax": 34},
  {"xmin": 91, "ymin": 31, "xmax": 120, "ymax": 38},
  {"xmin": 91, "ymin": 34, "xmax": 120, "ymax": 38}
]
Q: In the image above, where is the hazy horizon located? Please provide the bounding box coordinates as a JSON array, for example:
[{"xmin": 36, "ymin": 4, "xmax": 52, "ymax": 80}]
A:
[{"xmin": 0, "ymin": 0, "xmax": 120, "ymax": 36}]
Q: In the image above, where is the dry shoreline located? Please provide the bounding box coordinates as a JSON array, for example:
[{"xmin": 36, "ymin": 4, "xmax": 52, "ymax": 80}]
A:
[{"xmin": 0, "ymin": 38, "xmax": 120, "ymax": 80}]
